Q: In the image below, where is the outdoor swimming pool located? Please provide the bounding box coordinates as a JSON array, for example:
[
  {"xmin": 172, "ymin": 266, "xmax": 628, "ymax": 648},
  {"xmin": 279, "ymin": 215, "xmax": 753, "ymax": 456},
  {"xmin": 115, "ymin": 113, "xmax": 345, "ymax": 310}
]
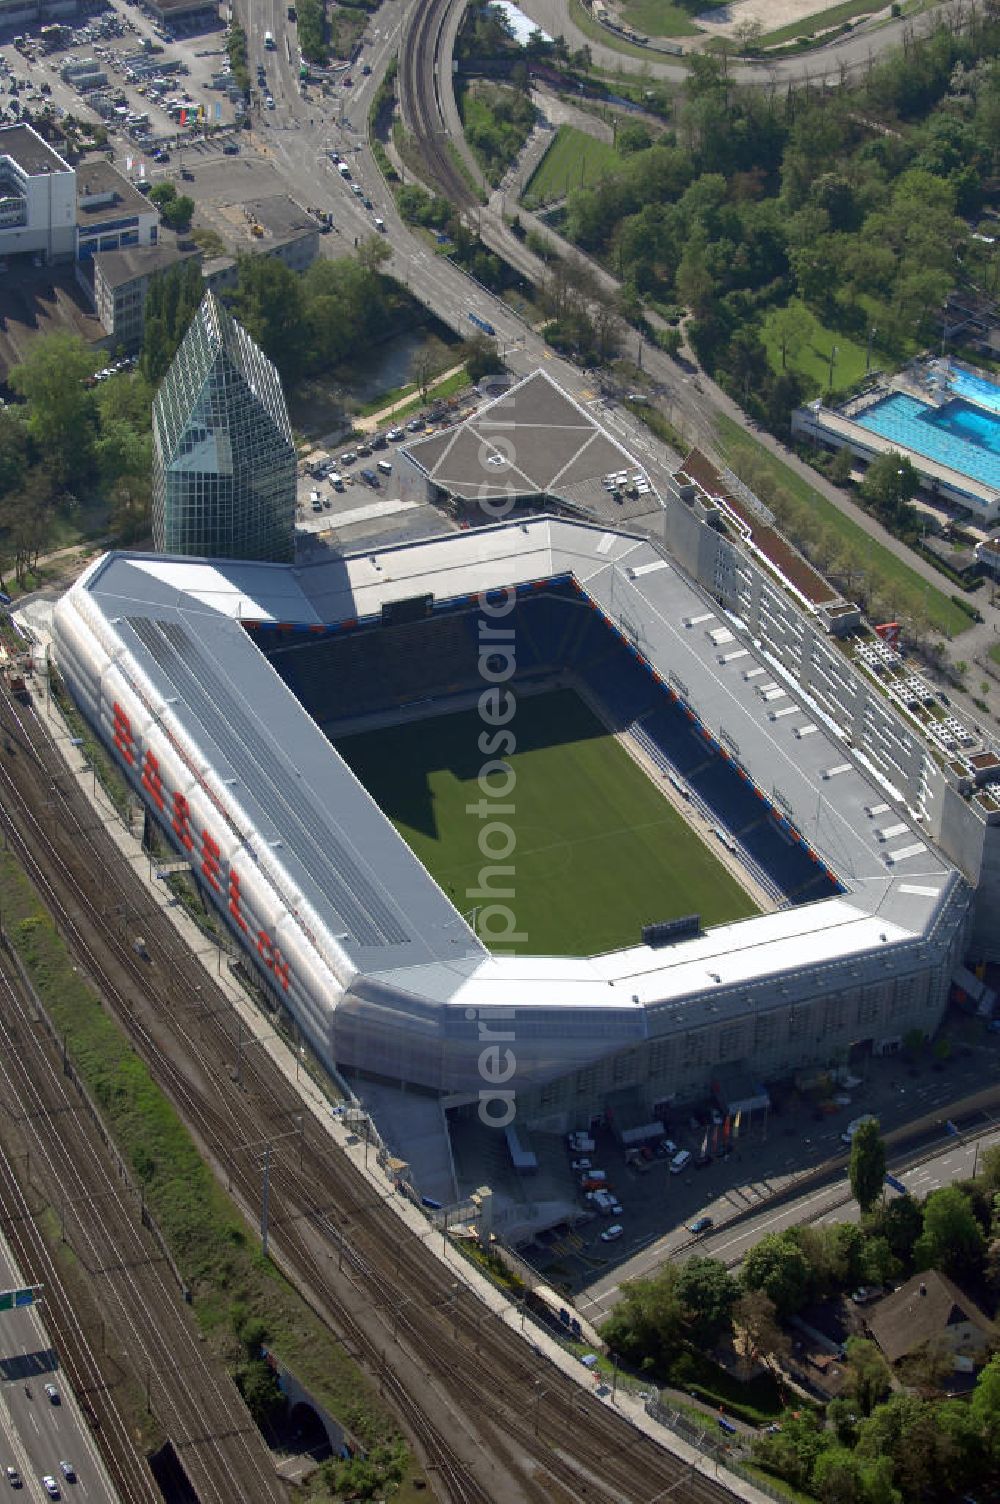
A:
[
  {"xmin": 946, "ymin": 366, "xmax": 1000, "ymax": 415},
  {"xmin": 855, "ymin": 392, "xmax": 1000, "ymax": 491}
]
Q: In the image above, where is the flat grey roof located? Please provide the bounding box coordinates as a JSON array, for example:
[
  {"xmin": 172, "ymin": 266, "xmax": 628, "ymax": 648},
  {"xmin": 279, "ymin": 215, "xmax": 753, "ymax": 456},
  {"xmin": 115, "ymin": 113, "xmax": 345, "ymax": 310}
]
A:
[
  {"xmin": 0, "ymin": 123, "xmax": 71, "ymax": 177},
  {"xmin": 93, "ymin": 243, "xmax": 197, "ymax": 289},
  {"xmin": 244, "ymin": 195, "xmax": 315, "ymax": 245},
  {"xmin": 403, "ymin": 370, "xmax": 659, "ymax": 511},
  {"xmin": 77, "ymin": 160, "xmax": 152, "ymax": 225}
]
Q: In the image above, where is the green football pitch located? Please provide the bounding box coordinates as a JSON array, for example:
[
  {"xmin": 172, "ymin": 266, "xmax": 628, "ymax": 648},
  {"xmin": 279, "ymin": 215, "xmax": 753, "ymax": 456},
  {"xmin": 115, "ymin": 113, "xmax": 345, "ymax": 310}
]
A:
[{"xmin": 336, "ymin": 689, "xmax": 758, "ymax": 956}]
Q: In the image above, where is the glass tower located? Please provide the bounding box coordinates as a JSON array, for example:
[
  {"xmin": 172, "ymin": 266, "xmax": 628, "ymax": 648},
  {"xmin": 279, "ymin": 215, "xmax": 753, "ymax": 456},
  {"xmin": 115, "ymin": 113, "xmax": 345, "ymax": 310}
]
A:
[{"xmin": 152, "ymin": 292, "xmax": 295, "ymax": 562}]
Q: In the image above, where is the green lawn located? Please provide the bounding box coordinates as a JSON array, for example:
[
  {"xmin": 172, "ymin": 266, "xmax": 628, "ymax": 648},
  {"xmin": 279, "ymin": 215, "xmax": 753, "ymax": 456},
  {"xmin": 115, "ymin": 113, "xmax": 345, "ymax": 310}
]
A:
[
  {"xmin": 567, "ymin": 0, "xmax": 671, "ymax": 56},
  {"xmin": 758, "ymin": 0, "xmax": 883, "ymax": 45},
  {"xmin": 523, "ymin": 126, "xmax": 621, "ymax": 209},
  {"xmin": 760, "ymin": 298, "xmax": 894, "ymax": 394},
  {"xmin": 336, "ymin": 689, "xmax": 757, "ymax": 956},
  {"xmin": 619, "ymin": 0, "xmax": 710, "ymax": 36},
  {"xmin": 714, "ymin": 414, "xmax": 970, "ymax": 639}
]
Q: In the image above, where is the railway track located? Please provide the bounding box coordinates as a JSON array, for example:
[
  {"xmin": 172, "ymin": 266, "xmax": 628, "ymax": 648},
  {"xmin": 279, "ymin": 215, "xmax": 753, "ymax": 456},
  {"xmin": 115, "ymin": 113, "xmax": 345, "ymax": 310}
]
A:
[
  {"xmin": 0, "ymin": 960, "xmax": 282, "ymax": 1504},
  {"xmin": 0, "ymin": 677, "xmax": 744, "ymax": 1504},
  {"xmin": 398, "ymin": 0, "xmax": 477, "ymax": 210}
]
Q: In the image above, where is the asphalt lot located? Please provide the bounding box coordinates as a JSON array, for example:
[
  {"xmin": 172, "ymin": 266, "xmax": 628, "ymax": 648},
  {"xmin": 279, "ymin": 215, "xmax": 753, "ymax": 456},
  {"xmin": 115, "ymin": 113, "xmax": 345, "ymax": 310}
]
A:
[
  {"xmin": 521, "ymin": 1013, "xmax": 1000, "ymax": 1313},
  {"xmin": 0, "ymin": 0, "xmax": 239, "ymax": 171}
]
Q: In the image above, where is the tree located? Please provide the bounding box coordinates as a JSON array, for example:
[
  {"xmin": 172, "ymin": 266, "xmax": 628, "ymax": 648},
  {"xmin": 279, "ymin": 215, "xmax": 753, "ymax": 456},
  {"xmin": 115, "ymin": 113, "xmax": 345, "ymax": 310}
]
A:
[
  {"xmin": 141, "ymin": 258, "xmax": 204, "ymax": 386},
  {"xmin": 462, "ymin": 333, "xmax": 502, "ymax": 383},
  {"xmin": 618, "ymin": 122, "xmax": 652, "ymax": 155},
  {"xmin": 236, "ymin": 1357, "xmax": 286, "ymax": 1428},
  {"xmin": 412, "ymin": 347, "xmax": 437, "ymax": 405},
  {"xmin": 913, "ymin": 1185, "xmax": 985, "ymax": 1281},
  {"xmin": 812, "ymin": 1447, "xmax": 865, "ymax": 1504},
  {"xmin": 742, "ymin": 1231, "xmax": 812, "ymax": 1316},
  {"xmin": 356, "ymin": 232, "xmax": 392, "ymax": 276},
  {"xmin": 870, "ymin": 1193, "xmax": 923, "ymax": 1268},
  {"xmin": 231, "ymin": 257, "xmax": 309, "ymax": 384},
  {"xmin": 971, "ymin": 1350, "xmax": 1000, "ymax": 1453},
  {"xmin": 733, "ymin": 1289, "xmax": 790, "ymax": 1376},
  {"xmin": 843, "ymin": 1337, "xmax": 892, "ymax": 1416},
  {"xmin": 675, "ymin": 1257, "xmax": 738, "ymax": 1346},
  {"xmin": 147, "ymin": 179, "xmax": 194, "ymax": 231},
  {"xmin": 0, "ymin": 407, "xmax": 29, "ymax": 499},
  {"xmin": 767, "ymin": 302, "xmax": 811, "ymax": 371},
  {"xmin": 860, "ymin": 452, "xmax": 919, "ymax": 515},
  {"xmin": 8, "ymin": 334, "xmax": 99, "ymax": 485},
  {"xmin": 850, "ymin": 1118, "xmax": 886, "ymax": 1215},
  {"xmin": 600, "ymin": 1263, "xmax": 684, "ymax": 1369}
]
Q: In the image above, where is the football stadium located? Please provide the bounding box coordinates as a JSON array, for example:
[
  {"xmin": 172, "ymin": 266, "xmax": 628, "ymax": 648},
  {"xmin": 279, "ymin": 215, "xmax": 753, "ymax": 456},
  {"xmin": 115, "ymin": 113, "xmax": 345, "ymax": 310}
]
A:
[{"xmin": 50, "ymin": 375, "xmax": 974, "ymax": 1203}]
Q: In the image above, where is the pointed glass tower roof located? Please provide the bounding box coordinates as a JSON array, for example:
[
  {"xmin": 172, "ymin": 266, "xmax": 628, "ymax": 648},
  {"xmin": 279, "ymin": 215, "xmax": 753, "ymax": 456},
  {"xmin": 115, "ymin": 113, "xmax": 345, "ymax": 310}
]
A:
[{"xmin": 152, "ymin": 292, "xmax": 295, "ymax": 563}]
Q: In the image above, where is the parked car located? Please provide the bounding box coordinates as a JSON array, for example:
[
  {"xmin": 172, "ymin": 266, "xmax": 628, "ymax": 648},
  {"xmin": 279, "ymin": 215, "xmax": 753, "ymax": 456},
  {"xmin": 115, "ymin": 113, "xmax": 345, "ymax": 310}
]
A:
[
  {"xmin": 841, "ymin": 1114, "xmax": 878, "ymax": 1146},
  {"xmin": 688, "ymin": 1215, "xmax": 714, "ymax": 1235},
  {"xmin": 851, "ymin": 1286, "xmax": 883, "ymax": 1305},
  {"xmin": 340, "ymin": 451, "xmax": 356, "ymax": 465},
  {"xmin": 386, "ymin": 427, "xmax": 404, "ymax": 441},
  {"xmin": 571, "ymin": 1158, "xmax": 591, "ymax": 1171},
  {"xmin": 600, "ymin": 1224, "xmax": 624, "ymax": 1242}
]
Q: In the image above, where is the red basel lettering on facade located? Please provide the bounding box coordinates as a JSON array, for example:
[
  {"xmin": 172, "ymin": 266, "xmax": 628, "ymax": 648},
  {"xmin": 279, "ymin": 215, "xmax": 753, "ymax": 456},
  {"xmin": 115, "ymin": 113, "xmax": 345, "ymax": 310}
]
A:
[
  {"xmin": 228, "ymin": 869, "xmax": 248, "ymax": 933},
  {"xmin": 257, "ymin": 929, "xmax": 291, "ymax": 992},
  {"xmin": 112, "ymin": 702, "xmax": 135, "ymax": 766},
  {"xmin": 140, "ymin": 749, "xmax": 165, "ymax": 812},
  {"xmin": 122, "ymin": 711, "xmax": 295, "ymax": 993},
  {"xmin": 171, "ymin": 791, "xmax": 194, "ymax": 851},
  {"xmin": 200, "ymin": 828, "xmax": 222, "ymax": 893}
]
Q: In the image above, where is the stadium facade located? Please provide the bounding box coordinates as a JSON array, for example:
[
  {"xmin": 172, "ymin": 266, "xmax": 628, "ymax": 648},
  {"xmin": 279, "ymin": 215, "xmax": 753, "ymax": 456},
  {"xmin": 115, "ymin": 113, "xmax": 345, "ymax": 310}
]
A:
[
  {"xmin": 151, "ymin": 293, "xmax": 296, "ymax": 563},
  {"xmin": 52, "ymin": 522, "xmax": 972, "ymax": 1189}
]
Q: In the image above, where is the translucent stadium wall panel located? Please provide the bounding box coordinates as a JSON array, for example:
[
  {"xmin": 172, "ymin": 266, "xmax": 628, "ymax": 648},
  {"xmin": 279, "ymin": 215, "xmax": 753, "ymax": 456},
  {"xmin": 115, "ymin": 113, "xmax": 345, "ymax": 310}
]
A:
[{"xmin": 54, "ymin": 605, "xmax": 347, "ymax": 1073}]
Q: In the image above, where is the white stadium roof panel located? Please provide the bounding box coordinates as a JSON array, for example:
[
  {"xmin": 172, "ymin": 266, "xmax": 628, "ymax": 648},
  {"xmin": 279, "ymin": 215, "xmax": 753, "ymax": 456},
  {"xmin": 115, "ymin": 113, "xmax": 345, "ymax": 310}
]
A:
[{"xmin": 52, "ymin": 513, "xmax": 967, "ymax": 1125}]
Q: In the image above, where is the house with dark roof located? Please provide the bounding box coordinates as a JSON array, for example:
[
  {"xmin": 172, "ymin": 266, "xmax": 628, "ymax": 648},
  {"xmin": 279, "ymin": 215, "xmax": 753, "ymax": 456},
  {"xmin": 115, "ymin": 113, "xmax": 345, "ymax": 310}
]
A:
[{"xmin": 865, "ymin": 1271, "xmax": 995, "ymax": 1372}]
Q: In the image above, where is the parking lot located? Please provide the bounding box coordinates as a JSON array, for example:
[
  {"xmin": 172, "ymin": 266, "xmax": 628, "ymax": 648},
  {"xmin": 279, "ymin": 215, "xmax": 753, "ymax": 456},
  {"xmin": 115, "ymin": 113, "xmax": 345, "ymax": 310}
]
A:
[
  {"xmin": 0, "ymin": 0, "xmax": 240, "ymax": 173},
  {"xmin": 512, "ymin": 1013, "xmax": 1000, "ymax": 1297}
]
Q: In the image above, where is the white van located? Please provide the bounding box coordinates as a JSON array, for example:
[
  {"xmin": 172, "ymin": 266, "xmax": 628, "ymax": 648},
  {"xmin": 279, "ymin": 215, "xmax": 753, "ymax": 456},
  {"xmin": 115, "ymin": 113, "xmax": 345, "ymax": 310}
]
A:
[
  {"xmin": 376, "ymin": 459, "xmax": 392, "ymax": 476},
  {"xmin": 669, "ymin": 1149, "xmax": 692, "ymax": 1175},
  {"xmin": 328, "ymin": 471, "xmax": 344, "ymax": 491}
]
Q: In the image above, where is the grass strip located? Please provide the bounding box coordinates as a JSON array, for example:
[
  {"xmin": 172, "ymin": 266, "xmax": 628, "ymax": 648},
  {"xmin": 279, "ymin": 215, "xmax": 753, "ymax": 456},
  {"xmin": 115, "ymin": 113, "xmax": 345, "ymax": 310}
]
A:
[
  {"xmin": 0, "ymin": 849, "xmax": 425, "ymax": 1499},
  {"xmin": 758, "ymin": 0, "xmax": 882, "ymax": 46},
  {"xmin": 523, "ymin": 125, "xmax": 620, "ymax": 209},
  {"xmin": 714, "ymin": 414, "xmax": 969, "ymax": 639}
]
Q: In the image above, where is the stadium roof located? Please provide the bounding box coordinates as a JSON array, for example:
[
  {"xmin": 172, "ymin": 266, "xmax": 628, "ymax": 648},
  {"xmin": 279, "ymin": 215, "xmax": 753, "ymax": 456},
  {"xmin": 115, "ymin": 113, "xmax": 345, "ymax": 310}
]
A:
[
  {"xmin": 402, "ymin": 370, "xmax": 660, "ymax": 511},
  {"xmin": 60, "ymin": 516, "xmax": 959, "ymax": 998}
]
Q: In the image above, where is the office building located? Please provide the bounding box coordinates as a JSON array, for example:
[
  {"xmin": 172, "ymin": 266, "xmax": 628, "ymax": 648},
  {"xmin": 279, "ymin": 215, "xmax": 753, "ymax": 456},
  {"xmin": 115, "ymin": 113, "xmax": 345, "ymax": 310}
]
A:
[
  {"xmin": 0, "ymin": 123, "xmax": 76, "ymax": 264},
  {"xmin": 151, "ymin": 291, "xmax": 295, "ymax": 562}
]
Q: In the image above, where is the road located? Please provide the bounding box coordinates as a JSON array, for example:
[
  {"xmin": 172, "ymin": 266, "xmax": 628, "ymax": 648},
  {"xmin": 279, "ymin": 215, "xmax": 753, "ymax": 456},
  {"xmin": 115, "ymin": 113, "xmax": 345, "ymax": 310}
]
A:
[
  {"xmin": 578, "ymin": 1116, "xmax": 1000, "ymax": 1326},
  {"xmin": 515, "ymin": 0, "xmax": 966, "ymax": 83},
  {"xmin": 0, "ymin": 1237, "xmax": 117, "ymax": 1504}
]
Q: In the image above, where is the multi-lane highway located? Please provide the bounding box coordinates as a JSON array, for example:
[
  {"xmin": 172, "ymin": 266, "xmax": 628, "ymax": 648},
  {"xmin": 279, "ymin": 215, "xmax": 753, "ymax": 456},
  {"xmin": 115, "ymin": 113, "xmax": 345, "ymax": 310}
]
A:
[{"xmin": 0, "ymin": 1236, "xmax": 117, "ymax": 1504}]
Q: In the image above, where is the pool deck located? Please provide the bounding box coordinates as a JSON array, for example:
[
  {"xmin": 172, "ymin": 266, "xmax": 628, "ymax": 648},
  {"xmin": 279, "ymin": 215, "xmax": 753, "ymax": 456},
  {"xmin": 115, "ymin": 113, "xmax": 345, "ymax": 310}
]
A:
[{"xmin": 803, "ymin": 406, "xmax": 1000, "ymax": 515}]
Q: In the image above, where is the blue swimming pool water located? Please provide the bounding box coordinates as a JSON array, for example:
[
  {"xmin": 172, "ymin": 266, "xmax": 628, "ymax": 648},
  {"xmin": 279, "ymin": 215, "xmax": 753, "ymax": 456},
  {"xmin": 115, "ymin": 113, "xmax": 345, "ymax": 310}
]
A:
[
  {"xmin": 947, "ymin": 367, "xmax": 1000, "ymax": 415},
  {"xmin": 855, "ymin": 392, "xmax": 1000, "ymax": 490}
]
